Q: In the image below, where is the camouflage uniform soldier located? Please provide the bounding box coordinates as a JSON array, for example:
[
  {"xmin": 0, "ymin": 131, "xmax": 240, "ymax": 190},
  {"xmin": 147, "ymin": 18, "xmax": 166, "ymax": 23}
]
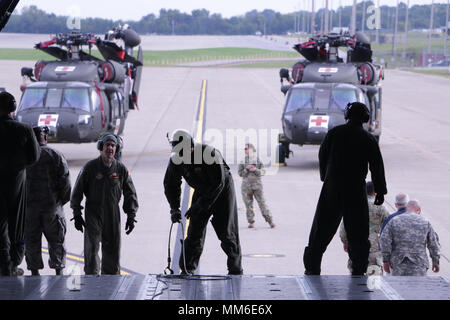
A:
[
  {"xmin": 379, "ymin": 200, "xmax": 440, "ymax": 276},
  {"xmin": 339, "ymin": 181, "xmax": 389, "ymax": 275},
  {"xmin": 238, "ymin": 143, "xmax": 275, "ymax": 229}
]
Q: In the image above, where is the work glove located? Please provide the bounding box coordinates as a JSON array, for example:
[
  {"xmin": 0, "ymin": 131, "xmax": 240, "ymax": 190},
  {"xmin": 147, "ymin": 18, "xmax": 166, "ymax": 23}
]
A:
[
  {"xmin": 170, "ymin": 209, "xmax": 182, "ymax": 223},
  {"xmin": 125, "ymin": 215, "xmax": 137, "ymax": 235},
  {"xmin": 71, "ymin": 215, "xmax": 86, "ymax": 233},
  {"xmin": 374, "ymin": 194, "xmax": 384, "ymax": 206}
]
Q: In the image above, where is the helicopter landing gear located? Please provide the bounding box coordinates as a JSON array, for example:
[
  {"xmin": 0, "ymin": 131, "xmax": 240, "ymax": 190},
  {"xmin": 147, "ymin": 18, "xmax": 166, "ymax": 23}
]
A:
[{"xmin": 277, "ymin": 142, "xmax": 292, "ymax": 166}]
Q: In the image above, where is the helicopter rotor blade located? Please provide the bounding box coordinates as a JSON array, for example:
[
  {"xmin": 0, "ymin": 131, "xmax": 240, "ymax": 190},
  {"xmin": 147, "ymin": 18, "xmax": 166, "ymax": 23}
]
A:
[
  {"xmin": 96, "ymin": 39, "xmax": 143, "ymax": 66},
  {"xmin": 35, "ymin": 44, "xmax": 69, "ymax": 61}
]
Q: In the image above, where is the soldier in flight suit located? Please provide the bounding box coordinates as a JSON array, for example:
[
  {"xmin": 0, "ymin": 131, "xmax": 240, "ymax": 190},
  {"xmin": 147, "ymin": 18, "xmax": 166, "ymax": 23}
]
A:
[
  {"xmin": 238, "ymin": 143, "xmax": 275, "ymax": 229},
  {"xmin": 164, "ymin": 129, "xmax": 243, "ymax": 275},
  {"xmin": 25, "ymin": 126, "xmax": 71, "ymax": 276},
  {"xmin": 303, "ymin": 102, "xmax": 387, "ymax": 276},
  {"xmin": 0, "ymin": 91, "xmax": 40, "ymax": 276},
  {"xmin": 70, "ymin": 134, "xmax": 139, "ymax": 275}
]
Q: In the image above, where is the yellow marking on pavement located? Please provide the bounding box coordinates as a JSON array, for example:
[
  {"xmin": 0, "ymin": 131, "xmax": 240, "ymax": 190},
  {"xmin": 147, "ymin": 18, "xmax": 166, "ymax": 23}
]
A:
[
  {"xmin": 182, "ymin": 80, "xmax": 207, "ymax": 267},
  {"xmin": 250, "ymin": 254, "xmax": 276, "ymax": 258},
  {"xmin": 273, "ymin": 163, "xmax": 286, "ymax": 167},
  {"xmin": 184, "ymin": 187, "xmax": 195, "ymax": 239},
  {"xmin": 41, "ymin": 248, "xmax": 131, "ymax": 275}
]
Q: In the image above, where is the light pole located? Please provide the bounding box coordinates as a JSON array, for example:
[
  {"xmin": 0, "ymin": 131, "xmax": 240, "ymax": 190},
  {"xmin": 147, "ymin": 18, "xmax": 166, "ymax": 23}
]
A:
[
  {"xmin": 303, "ymin": 4, "xmax": 307, "ymax": 33},
  {"xmin": 445, "ymin": 0, "xmax": 449, "ymax": 57},
  {"xmin": 376, "ymin": 0, "xmax": 380, "ymax": 43},
  {"xmin": 330, "ymin": 0, "xmax": 333, "ymax": 31},
  {"xmin": 362, "ymin": 0, "xmax": 366, "ymax": 33},
  {"xmin": 402, "ymin": 0, "xmax": 410, "ymax": 59},
  {"xmin": 428, "ymin": 0, "xmax": 434, "ymax": 55},
  {"xmin": 351, "ymin": 0, "xmax": 357, "ymax": 35},
  {"xmin": 392, "ymin": 0, "xmax": 399, "ymax": 56}
]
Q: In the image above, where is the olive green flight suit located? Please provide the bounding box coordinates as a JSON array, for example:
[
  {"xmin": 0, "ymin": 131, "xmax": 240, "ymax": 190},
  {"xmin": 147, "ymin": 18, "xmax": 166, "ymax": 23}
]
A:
[
  {"xmin": 71, "ymin": 157, "xmax": 138, "ymax": 275},
  {"xmin": 164, "ymin": 144, "xmax": 243, "ymax": 275},
  {"xmin": 0, "ymin": 115, "xmax": 40, "ymax": 275},
  {"xmin": 25, "ymin": 145, "xmax": 71, "ymax": 272}
]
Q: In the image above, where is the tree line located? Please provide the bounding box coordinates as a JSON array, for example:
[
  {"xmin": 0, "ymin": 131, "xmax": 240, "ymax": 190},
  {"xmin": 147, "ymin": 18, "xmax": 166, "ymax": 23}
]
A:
[{"xmin": 3, "ymin": 3, "xmax": 449, "ymax": 36}]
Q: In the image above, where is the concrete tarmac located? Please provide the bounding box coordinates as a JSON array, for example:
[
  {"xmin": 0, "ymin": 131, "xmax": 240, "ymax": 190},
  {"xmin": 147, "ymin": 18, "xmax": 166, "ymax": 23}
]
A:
[{"xmin": 1, "ymin": 59, "xmax": 449, "ymax": 278}]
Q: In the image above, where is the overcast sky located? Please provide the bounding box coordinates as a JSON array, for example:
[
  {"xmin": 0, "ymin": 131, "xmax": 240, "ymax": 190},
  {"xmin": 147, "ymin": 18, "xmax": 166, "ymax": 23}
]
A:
[{"xmin": 15, "ymin": 0, "xmax": 444, "ymax": 21}]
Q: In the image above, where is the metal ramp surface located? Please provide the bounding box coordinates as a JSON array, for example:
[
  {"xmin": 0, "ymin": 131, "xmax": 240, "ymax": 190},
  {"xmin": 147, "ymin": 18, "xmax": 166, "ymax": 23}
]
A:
[{"xmin": 0, "ymin": 274, "xmax": 449, "ymax": 300}]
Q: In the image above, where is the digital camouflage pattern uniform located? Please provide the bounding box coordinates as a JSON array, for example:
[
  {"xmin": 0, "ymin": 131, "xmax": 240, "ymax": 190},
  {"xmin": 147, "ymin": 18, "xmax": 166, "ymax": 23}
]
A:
[
  {"xmin": 25, "ymin": 145, "xmax": 71, "ymax": 272},
  {"xmin": 238, "ymin": 155, "xmax": 273, "ymax": 225},
  {"xmin": 379, "ymin": 212, "xmax": 440, "ymax": 276},
  {"xmin": 339, "ymin": 195, "xmax": 389, "ymax": 275}
]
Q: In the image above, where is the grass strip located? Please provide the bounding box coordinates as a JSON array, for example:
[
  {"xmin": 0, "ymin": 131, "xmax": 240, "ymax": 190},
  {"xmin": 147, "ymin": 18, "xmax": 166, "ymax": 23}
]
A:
[{"xmin": 0, "ymin": 47, "xmax": 299, "ymax": 66}]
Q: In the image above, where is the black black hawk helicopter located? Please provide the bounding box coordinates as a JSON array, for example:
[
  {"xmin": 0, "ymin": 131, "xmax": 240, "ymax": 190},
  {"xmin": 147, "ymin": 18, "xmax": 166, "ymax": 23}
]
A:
[
  {"xmin": 277, "ymin": 31, "xmax": 384, "ymax": 164},
  {"xmin": 16, "ymin": 24, "xmax": 143, "ymax": 144}
]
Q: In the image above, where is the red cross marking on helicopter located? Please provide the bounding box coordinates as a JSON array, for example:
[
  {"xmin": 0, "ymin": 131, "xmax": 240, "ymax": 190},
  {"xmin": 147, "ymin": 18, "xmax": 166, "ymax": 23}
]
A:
[
  {"xmin": 38, "ymin": 114, "xmax": 59, "ymax": 127},
  {"xmin": 310, "ymin": 116, "xmax": 328, "ymax": 127},
  {"xmin": 318, "ymin": 67, "xmax": 338, "ymax": 73},
  {"xmin": 55, "ymin": 66, "xmax": 76, "ymax": 72}
]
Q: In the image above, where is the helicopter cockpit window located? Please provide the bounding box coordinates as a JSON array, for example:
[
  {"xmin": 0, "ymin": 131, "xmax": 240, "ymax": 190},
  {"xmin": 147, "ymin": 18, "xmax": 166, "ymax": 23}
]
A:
[
  {"xmin": 19, "ymin": 88, "xmax": 46, "ymax": 110},
  {"xmin": 62, "ymin": 89, "xmax": 90, "ymax": 112},
  {"xmin": 286, "ymin": 89, "xmax": 314, "ymax": 112},
  {"xmin": 315, "ymin": 88, "xmax": 331, "ymax": 110},
  {"xmin": 330, "ymin": 89, "xmax": 358, "ymax": 111},
  {"xmin": 91, "ymin": 90, "xmax": 100, "ymax": 112},
  {"xmin": 45, "ymin": 88, "xmax": 63, "ymax": 108}
]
